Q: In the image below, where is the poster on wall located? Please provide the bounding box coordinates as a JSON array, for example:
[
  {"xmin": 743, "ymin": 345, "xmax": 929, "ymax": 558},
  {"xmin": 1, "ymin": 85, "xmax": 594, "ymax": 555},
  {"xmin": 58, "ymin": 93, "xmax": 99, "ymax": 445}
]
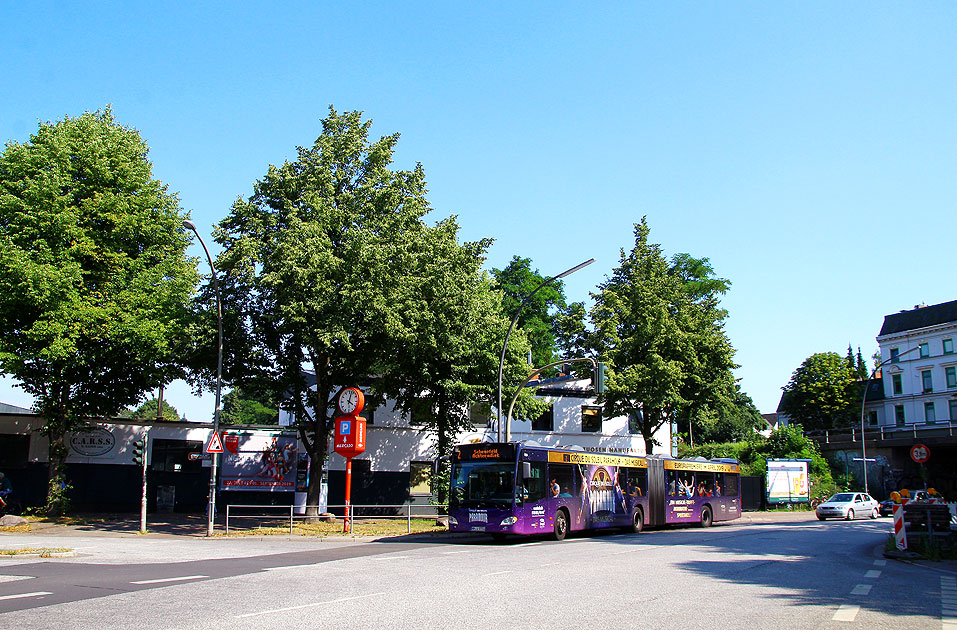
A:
[
  {"xmin": 766, "ymin": 458, "xmax": 811, "ymax": 504},
  {"xmin": 219, "ymin": 432, "xmax": 298, "ymax": 491}
]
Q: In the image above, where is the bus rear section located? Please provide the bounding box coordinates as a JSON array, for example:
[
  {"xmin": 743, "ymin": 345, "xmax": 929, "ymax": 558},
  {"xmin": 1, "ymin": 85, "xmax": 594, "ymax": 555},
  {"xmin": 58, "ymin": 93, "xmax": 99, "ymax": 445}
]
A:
[{"xmin": 657, "ymin": 458, "xmax": 741, "ymax": 527}]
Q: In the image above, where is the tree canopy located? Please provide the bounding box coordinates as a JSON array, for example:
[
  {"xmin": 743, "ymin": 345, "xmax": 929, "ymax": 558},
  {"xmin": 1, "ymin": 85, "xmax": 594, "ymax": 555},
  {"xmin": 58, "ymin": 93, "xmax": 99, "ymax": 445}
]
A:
[
  {"xmin": 124, "ymin": 397, "xmax": 185, "ymax": 422},
  {"xmin": 779, "ymin": 351, "xmax": 859, "ymax": 432},
  {"xmin": 211, "ymin": 107, "xmax": 531, "ymax": 509},
  {"xmin": 585, "ymin": 218, "xmax": 738, "ymax": 453},
  {"xmin": 0, "ymin": 109, "xmax": 197, "ymax": 513}
]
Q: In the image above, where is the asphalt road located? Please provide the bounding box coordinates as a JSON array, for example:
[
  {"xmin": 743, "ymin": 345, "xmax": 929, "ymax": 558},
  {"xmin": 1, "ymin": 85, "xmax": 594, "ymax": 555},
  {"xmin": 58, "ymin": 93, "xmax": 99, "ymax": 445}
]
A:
[{"xmin": 0, "ymin": 515, "xmax": 952, "ymax": 629}]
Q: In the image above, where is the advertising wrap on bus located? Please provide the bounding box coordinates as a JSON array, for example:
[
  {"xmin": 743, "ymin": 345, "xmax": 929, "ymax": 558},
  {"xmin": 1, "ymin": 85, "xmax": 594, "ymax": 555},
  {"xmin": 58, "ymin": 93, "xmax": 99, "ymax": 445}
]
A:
[{"xmin": 449, "ymin": 442, "xmax": 741, "ymax": 540}]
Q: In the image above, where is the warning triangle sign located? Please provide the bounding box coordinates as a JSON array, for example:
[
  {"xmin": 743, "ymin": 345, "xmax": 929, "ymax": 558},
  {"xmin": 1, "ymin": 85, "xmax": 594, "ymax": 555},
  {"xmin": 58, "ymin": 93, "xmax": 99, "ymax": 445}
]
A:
[{"xmin": 206, "ymin": 432, "xmax": 224, "ymax": 453}]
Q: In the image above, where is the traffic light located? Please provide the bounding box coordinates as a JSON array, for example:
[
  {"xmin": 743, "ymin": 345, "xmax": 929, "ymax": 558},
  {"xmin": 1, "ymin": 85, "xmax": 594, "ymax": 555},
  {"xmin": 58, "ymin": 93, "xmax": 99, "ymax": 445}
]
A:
[
  {"xmin": 592, "ymin": 362, "xmax": 607, "ymax": 394},
  {"xmin": 132, "ymin": 438, "xmax": 147, "ymax": 466}
]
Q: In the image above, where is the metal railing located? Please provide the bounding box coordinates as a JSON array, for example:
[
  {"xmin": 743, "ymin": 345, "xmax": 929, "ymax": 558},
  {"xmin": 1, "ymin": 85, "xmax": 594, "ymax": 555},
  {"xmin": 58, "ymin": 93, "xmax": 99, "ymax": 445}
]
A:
[
  {"xmin": 808, "ymin": 421, "xmax": 957, "ymax": 445},
  {"xmin": 225, "ymin": 503, "xmax": 448, "ymax": 535}
]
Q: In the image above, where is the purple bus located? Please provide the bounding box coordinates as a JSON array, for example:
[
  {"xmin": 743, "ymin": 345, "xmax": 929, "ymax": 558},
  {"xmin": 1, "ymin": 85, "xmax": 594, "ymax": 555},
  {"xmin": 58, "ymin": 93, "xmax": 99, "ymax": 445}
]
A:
[{"xmin": 448, "ymin": 442, "xmax": 741, "ymax": 540}]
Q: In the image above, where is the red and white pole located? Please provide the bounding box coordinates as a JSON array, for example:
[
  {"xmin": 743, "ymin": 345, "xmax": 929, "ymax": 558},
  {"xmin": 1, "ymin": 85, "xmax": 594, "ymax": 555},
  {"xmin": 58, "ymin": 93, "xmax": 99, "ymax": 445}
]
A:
[{"xmin": 892, "ymin": 503, "xmax": 907, "ymax": 551}]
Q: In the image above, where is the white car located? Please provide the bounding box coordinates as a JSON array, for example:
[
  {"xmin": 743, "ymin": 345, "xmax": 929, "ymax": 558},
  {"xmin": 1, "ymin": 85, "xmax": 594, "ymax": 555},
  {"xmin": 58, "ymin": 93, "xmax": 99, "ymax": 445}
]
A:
[{"xmin": 815, "ymin": 492, "xmax": 880, "ymax": 521}]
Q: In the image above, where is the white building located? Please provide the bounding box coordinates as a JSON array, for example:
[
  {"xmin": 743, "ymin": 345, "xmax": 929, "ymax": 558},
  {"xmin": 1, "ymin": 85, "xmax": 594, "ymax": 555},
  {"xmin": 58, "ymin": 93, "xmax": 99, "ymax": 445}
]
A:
[{"xmin": 870, "ymin": 300, "xmax": 957, "ymax": 428}]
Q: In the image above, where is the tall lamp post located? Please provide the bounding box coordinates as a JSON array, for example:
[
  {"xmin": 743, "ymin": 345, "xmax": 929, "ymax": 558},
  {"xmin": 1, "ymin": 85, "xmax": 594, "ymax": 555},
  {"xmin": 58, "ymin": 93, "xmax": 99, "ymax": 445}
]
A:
[
  {"xmin": 860, "ymin": 345, "xmax": 920, "ymax": 494},
  {"xmin": 182, "ymin": 220, "xmax": 223, "ymax": 537},
  {"xmin": 496, "ymin": 258, "xmax": 594, "ymax": 442}
]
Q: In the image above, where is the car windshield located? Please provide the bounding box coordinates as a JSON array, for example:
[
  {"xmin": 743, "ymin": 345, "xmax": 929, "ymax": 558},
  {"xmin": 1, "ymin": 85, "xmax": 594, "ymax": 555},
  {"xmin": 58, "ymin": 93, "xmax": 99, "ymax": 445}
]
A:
[{"xmin": 829, "ymin": 493, "xmax": 855, "ymax": 502}]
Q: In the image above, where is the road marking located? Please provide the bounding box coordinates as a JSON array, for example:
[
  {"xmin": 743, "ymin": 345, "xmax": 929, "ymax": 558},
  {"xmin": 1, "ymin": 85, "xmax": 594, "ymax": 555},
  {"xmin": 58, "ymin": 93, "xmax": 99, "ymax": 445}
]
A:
[
  {"xmin": 131, "ymin": 575, "xmax": 208, "ymax": 585},
  {"xmin": 441, "ymin": 550, "xmax": 470, "ymax": 555},
  {"xmin": 874, "ymin": 559, "xmax": 887, "ymax": 566},
  {"xmin": 942, "ymin": 576, "xmax": 957, "ymax": 630},
  {"xmin": 373, "ymin": 556, "xmax": 409, "ymax": 561},
  {"xmin": 236, "ymin": 592, "xmax": 386, "ymax": 618},
  {"xmin": 0, "ymin": 575, "xmax": 34, "ymax": 583},
  {"xmin": 264, "ymin": 565, "xmax": 315, "ymax": 571},
  {"xmin": 851, "ymin": 584, "xmax": 873, "ymax": 595},
  {"xmin": 864, "ymin": 570, "xmax": 881, "ymax": 579},
  {"xmin": 482, "ymin": 570, "xmax": 513, "ymax": 577},
  {"xmin": 0, "ymin": 591, "xmax": 52, "ymax": 601},
  {"xmin": 832, "ymin": 605, "xmax": 860, "ymax": 622}
]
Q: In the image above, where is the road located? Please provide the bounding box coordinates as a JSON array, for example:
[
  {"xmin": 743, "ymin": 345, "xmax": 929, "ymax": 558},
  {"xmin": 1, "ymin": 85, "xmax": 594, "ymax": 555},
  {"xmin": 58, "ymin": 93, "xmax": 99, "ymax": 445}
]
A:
[{"xmin": 0, "ymin": 516, "xmax": 952, "ymax": 629}]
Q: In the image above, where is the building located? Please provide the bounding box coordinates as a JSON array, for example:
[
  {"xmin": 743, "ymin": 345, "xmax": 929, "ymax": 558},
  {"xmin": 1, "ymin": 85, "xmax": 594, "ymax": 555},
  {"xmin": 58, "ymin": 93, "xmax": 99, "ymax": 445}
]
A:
[{"xmin": 870, "ymin": 300, "xmax": 957, "ymax": 428}]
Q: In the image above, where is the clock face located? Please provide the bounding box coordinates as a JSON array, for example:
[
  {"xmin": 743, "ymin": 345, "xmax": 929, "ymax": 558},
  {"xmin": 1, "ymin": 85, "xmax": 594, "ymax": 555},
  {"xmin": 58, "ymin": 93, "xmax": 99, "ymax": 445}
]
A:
[{"xmin": 337, "ymin": 387, "xmax": 364, "ymax": 415}]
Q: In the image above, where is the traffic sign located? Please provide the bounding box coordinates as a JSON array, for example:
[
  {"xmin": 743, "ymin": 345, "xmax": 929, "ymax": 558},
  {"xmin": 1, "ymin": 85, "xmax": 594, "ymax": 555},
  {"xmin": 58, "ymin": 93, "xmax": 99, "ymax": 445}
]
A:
[
  {"xmin": 206, "ymin": 432, "xmax": 224, "ymax": 454},
  {"xmin": 910, "ymin": 443, "xmax": 930, "ymax": 463},
  {"xmin": 188, "ymin": 453, "xmax": 211, "ymax": 461}
]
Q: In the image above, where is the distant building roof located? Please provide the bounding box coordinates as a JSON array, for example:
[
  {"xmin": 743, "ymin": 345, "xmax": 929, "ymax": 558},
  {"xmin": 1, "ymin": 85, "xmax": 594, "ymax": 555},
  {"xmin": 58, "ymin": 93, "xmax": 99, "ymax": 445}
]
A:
[
  {"xmin": 0, "ymin": 402, "xmax": 33, "ymax": 414},
  {"xmin": 879, "ymin": 299, "xmax": 957, "ymax": 336}
]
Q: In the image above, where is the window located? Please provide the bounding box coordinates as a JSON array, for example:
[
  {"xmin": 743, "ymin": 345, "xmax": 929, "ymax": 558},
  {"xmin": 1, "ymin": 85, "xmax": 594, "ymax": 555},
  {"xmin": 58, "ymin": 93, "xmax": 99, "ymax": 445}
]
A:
[
  {"xmin": 409, "ymin": 461, "xmax": 432, "ymax": 496},
  {"xmin": 363, "ymin": 397, "xmax": 377, "ymax": 425},
  {"xmin": 922, "ymin": 370, "xmax": 933, "ymax": 393},
  {"xmin": 532, "ymin": 405, "xmax": 554, "ymax": 431},
  {"xmin": 950, "ymin": 400, "xmax": 957, "ymax": 422},
  {"xmin": 0, "ymin": 434, "xmax": 29, "ymax": 469},
  {"xmin": 620, "ymin": 466, "xmax": 647, "ymax": 497},
  {"xmin": 924, "ymin": 402, "xmax": 937, "ymax": 424},
  {"xmin": 581, "ymin": 406, "xmax": 602, "ymax": 432},
  {"xmin": 895, "ymin": 405, "xmax": 906, "ymax": 426},
  {"xmin": 720, "ymin": 473, "xmax": 739, "ymax": 497},
  {"xmin": 628, "ymin": 411, "xmax": 643, "ymax": 435},
  {"xmin": 520, "ymin": 461, "xmax": 546, "ymax": 504},
  {"xmin": 548, "ymin": 463, "xmax": 576, "ymax": 498},
  {"xmin": 468, "ymin": 402, "xmax": 491, "ymax": 427},
  {"xmin": 944, "ymin": 338, "xmax": 954, "ymax": 355},
  {"xmin": 890, "ymin": 348, "xmax": 900, "ymax": 363},
  {"xmin": 867, "ymin": 411, "xmax": 878, "ymax": 427},
  {"xmin": 946, "ymin": 366, "xmax": 957, "ymax": 389},
  {"xmin": 151, "ymin": 439, "xmax": 204, "ymax": 473},
  {"xmin": 892, "ymin": 374, "xmax": 903, "ymax": 395},
  {"xmin": 920, "ymin": 343, "xmax": 930, "ymax": 358},
  {"xmin": 409, "ymin": 398, "xmax": 432, "ymax": 426}
]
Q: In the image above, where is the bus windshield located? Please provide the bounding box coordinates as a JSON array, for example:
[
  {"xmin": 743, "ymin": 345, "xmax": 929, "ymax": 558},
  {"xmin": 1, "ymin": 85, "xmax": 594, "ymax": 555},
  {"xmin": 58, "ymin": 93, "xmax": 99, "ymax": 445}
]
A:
[{"xmin": 451, "ymin": 461, "xmax": 515, "ymax": 509}]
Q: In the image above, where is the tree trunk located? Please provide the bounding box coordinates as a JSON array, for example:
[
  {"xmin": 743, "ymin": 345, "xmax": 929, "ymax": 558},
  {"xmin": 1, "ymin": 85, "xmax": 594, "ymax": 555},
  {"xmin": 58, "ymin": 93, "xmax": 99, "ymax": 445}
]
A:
[{"xmin": 44, "ymin": 422, "xmax": 71, "ymax": 516}]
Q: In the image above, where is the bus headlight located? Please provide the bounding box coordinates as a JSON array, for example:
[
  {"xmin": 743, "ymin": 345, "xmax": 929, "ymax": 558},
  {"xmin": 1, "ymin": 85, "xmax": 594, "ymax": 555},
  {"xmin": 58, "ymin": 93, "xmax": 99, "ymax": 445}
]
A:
[
  {"xmin": 500, "ymin": 516, "xmax": 518, "ymax": 526},
  {"xmin": 448, "ymin": 516, "xmax": 458, "ymax": 526}
]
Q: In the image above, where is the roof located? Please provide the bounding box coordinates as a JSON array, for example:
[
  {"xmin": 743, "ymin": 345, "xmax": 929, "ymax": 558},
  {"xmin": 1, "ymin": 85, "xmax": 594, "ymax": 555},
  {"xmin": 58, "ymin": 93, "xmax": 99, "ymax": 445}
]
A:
[
  {"xmin": 879, "ymin": 299, "xmax": 957, "ymax": 336},
  {"xmin": 0, "ymin": 402, "xmax": 33, "ymax": 414}
]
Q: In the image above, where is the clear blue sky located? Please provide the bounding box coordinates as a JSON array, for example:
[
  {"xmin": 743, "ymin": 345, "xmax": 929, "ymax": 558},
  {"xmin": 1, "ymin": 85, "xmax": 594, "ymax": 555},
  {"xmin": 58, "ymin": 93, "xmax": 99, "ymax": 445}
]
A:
[{"xmin": 2, "ymin": 3, "xmax": 955, "ymax": 420}]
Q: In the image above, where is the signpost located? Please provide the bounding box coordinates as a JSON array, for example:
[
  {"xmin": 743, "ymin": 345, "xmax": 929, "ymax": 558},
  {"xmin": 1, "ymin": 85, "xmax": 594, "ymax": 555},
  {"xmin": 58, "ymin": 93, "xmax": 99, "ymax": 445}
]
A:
[{"xmin": 334, "ymin": 387, "xmax": 367, "ymax": 534}]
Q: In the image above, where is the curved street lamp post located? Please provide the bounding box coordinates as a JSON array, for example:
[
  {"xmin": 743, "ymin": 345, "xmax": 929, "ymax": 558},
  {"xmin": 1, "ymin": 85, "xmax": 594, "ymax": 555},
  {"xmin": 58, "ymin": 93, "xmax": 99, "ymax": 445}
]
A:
[
  {"xmin": 860, "ymin": 345, "xmax": 920, "ymax": 494},
  {"xmin": 496, "ymin": 258, "xmax": 594, "ymax": 442},
  {"xmin": 182, "ymin": 220, "xmax": 223, "ymax": 537}
]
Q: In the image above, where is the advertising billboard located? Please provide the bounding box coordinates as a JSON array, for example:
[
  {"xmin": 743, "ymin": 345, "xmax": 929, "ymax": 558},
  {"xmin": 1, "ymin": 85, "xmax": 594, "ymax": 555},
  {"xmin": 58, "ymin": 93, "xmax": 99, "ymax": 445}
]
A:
[
  {"xmin": 766, "ymin": 458, "xmax": 811, "ymax": 504},
  {"xmin": 220, "ymin": 432, "xmax": 298, "ymax": 492}
]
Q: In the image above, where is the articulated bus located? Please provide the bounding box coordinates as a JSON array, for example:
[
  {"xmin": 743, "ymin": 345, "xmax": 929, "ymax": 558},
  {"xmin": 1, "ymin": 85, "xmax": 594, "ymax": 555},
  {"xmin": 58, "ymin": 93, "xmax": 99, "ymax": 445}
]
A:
[{"xmin": 448, "ymin": 442, "xmax": 741, "ymax": 540}]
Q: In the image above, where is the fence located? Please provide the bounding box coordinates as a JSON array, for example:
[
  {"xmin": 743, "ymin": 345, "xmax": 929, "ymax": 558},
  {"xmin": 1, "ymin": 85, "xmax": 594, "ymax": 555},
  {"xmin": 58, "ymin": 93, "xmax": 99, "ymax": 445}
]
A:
[
  {"xmin": 808, "ymin": 421, "xmax": 957, "ymax": 445},
  {"xmin": 225, "ymin": 503, "xmax": 448, "ymax": 535}
]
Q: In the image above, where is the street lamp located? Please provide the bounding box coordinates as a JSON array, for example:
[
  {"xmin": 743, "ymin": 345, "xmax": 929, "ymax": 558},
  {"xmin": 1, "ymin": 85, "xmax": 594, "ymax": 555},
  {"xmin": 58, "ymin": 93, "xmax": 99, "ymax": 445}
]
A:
[
  {"xmin": 496, "ymin": 258, "xmax": 594, "ymax": 442},
  {"xmin": 860, "ymin": 345, "xmax": 920, "ymax": 494},
  {"xmin": 182, "ymin": 220, "xmax": 223, "ymax": 537}
]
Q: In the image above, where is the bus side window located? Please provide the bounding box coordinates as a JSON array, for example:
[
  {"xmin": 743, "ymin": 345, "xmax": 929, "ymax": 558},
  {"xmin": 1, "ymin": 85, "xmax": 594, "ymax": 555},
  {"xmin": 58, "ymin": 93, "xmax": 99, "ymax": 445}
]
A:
[
  {"xmin": 523, "ymin": 461, "xmax": 547, "ymax": 503},
  {"xmin": 548, "ymin": 463, "xmax": 575, "ymax": 498},
  {"xmin": 634, "ymin": 468, "xmax": 646, "ymax": 496},
  {"xmin": 668, "ymin": 471, "xmax": 679, "ymax": 496},
  {"xmin": 721, "ymin": 473, "xmax": 738, "ymax": 497}
]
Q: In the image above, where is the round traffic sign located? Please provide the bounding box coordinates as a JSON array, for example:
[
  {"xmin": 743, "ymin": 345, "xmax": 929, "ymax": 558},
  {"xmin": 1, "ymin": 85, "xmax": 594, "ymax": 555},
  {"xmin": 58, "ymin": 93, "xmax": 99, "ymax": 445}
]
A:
[{"xmin": 910, "ymin": 443, "xmax": 930, "ymax": 463}]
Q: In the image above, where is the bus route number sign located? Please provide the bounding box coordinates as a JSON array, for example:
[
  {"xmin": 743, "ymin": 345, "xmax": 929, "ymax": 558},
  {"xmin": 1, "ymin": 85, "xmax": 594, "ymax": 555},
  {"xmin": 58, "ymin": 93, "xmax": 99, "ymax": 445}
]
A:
[{"xmin": 910, "ymin": 444, "xmax": 930, "ymax": 463}]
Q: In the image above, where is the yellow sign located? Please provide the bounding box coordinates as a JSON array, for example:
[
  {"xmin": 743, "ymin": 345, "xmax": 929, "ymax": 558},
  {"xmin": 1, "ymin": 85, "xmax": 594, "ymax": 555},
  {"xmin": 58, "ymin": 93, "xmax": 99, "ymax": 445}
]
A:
[
  {"xmin": 546, "ymin": 451, "xmax": 647, "ymax": 468},
  {"xmin": 664, "ymin": 460, "xmax": 740, "ymax": 474}
]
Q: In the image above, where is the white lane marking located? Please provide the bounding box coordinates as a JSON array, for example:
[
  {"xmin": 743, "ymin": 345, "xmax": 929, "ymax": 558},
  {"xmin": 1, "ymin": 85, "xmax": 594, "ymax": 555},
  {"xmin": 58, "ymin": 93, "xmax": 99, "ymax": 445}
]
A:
[
  {"xmin": 131, "ymin": 575, "xmax": 208, "ymax": 585},
  {"xmin": 441, "ymin": 550, "xmax": 470, "ymax": 555},
  {"xmin": 482, "ymin": 570, "xmax": 513, "ymax": 577},
  {"xmin": 0, "ymin": 591, "xmax": 52, "ymax": 601},
  {"xmin": 942, "ymin": 576, "xmax": 957, "ymax": 630},
  {"xmin": 864, "ymin": 570, "xmax": 881, "ymax": 579},
  {"xmin": 0, "ymin": 575, "xmax": 34, "ymax": 583},
  {"xmin": 236, "ymin": 592, "xmax": 386, "ymax": 619},
  {"xmin": 851, "ymin": 584, "xmax": 873, "ymax": 595},
  {"xmin": 373, "ymin": 556, "xmax": 409, "ymax": 561},
  {"xmin": 264, "ymin": 565, "xmax": 315, "ymax": 572},
  {"xmin": 833, "ymin": 605, "xmax": 860, "ymax": 622},
  {"xmin": 873, "ymin": 559, "xmax": 887, "ymax": 566}
]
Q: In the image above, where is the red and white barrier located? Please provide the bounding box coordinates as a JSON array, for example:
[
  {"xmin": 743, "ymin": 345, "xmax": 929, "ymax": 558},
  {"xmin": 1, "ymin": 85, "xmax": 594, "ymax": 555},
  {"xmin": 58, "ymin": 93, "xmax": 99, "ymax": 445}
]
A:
[{"xmin": 892, "ymin": 503, "xmax": 907, "ymax": 551}]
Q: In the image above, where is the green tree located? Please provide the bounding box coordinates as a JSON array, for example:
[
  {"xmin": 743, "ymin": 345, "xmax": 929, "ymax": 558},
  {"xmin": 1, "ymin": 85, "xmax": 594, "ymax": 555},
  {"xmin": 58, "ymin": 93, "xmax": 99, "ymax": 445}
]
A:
[
  {"xmin": 211, "ymin": 108, "xmax": 531, "ymax": 510},
  {"xmin": 491, "ymin": 256, "xmax": 567, "ymax": 372},
  {"xmin": 0, "ymin": 109, "xmax": 197, "ymax": 514},
  {"xmin": 220, "ymin": 388, "xmax": 279, "ymax": 425},
  {"xmin": 588, "ymin": 218, "xmax": 737, "ymax": 454},
  {"xmin": 779, "ymin": 352, "xmax": 858, "ymax": 432},
  {"xmin": 694, "ymin": 385, "xmax": 767, "ymax": 444},
  {"xmin": 124, "ymin": 397, "xmax": 185, "ymax": 422}
]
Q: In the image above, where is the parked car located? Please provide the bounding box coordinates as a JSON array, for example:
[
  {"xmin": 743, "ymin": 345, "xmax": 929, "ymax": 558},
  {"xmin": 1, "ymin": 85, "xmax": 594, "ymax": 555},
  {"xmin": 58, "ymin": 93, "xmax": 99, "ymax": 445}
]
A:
[{"xmin": 815, "ymin": 492, "xmax": 880, "ymax": 521}]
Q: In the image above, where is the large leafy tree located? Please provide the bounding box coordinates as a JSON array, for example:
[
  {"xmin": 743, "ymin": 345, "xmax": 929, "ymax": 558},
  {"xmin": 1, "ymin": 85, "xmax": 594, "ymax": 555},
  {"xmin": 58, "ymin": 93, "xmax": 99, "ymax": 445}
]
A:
[
  {"xmin": 588, "ymin": 218, "xmax": 737, "ymax": 454},
  {"xmin": 0, "ymin": 109, "xmax": 196, "ymax": 513},
  {"xmin": 211, "ymin": 108, "xmax": 530, "ymax": 510},
  {"xmin": 220, "ymin": 388, "xmax": 279, "ymax": 425},
  {"xmin": 779, "ymin": 351, "xmax": 858, "ymax": 431}
]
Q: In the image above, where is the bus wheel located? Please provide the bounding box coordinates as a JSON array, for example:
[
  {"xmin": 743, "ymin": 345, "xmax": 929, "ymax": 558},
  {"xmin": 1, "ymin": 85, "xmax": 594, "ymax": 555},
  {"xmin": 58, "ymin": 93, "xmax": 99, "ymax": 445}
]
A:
[
  {"xmin": 553, "ymin": 509, "xmax": 568, "ymax": 541},
  {"xmin": 700, "ymin": 506, "xmax": 713, "ymax": 528},
  {"xmin": 631, "ymin": 509, "xmax": 644, "ymax": 534}
]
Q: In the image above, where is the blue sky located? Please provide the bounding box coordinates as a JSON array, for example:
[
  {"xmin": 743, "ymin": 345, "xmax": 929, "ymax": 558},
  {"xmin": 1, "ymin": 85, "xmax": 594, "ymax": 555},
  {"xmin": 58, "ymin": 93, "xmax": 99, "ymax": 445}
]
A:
[{"xmin": 2, "ymin": 3, "xmax": 955, "ymax": 420}]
